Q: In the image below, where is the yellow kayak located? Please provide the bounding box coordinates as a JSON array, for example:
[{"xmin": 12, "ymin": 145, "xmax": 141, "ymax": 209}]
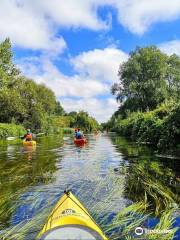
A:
[
  {"xmin": 23, "ymin": 140, "xmax": 36, "ymax": 146},
  {"xmin": 37, "ymin": 190, "xmax": 108, "ymax": 240}
]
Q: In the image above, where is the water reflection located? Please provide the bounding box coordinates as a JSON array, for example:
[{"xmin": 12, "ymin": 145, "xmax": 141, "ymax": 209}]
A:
[
  {"xmin": 0, "ymin": 134, "xmax": 179, "ymax": 239},
  {"xmin": 111, "ymin": 135, "xmax": 179, "ymax": 215}
]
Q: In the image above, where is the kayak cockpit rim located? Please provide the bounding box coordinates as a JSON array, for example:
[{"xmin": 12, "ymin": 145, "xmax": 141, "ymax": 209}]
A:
[
  {"xmin": 37, "ymin": 190, "xmax": 108, "ymax": 240},
  {"xmin": 38, "ymin": 224, "xmax": 104, "ymax": 240}
]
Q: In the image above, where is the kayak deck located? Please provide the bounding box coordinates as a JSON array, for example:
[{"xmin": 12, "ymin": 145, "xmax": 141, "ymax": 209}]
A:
[
  {"xmin": 74, "ymin": 138, "xmax": 87, "ymax": 145},
  {"xmin": 38, "ymin": 191, "xmax": 107, "ymax": 240},
  {"xmin": 23, "ymin": 140, "xmax": 36, "ymax": 146}
]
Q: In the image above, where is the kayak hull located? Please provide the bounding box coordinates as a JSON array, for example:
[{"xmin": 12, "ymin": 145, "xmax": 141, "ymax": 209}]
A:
[
  {"xmin": 74, "ymin": 138, "xmax": 87, "ymax": 145},
  {"xmin": 37, "ymin": 191, "xmax": 107, "ymax": 240},
  {"xmin": 23, "ymin": 140, "xmax": 36, "ymax": 146}
]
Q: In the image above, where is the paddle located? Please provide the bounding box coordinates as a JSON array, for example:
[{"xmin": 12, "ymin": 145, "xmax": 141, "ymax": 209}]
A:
[
  {"xmin": 6, "ymin": 136, "xmax": 17, "ymax": 141},
  {"xmin": 63, "ymin": 136, "xmax": 70, "ymax": 140}
]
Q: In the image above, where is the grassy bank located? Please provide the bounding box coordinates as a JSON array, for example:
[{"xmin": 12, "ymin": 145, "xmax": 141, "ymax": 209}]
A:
[
  {"xmin": 110, "ymin": 101, "xmax": 180, "ymax": 155},
  {"xmin": 0, "ymin": 121, "xmax": 74, "ymax": 140},
  {"xmin": 0, "ymin": 123, "xmax": 25, "ymax": 138}
]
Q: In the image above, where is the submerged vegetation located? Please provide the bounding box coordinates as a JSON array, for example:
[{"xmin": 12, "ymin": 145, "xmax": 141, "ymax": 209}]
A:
[
  {"xmin": 104, "ymin": 46, "xmax": 180, "ymax": 155},
  {"xmin": 0, "ymin": 135, "xmax": 179, "ymax": 239}
]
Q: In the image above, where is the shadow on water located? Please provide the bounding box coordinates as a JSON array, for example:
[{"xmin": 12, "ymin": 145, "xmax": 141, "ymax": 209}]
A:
[{"xmin": 0, "ymin": 134, "xmax": 179, "ymax": 239}]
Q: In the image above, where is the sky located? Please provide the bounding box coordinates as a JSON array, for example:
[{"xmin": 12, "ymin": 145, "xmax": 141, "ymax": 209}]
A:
[{"xmin": 0, "ymin": 0, "xmax": 180, "ymax": 122}]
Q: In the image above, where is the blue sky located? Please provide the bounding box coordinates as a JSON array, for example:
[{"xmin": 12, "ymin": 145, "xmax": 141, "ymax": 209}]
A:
[{"xmin": 1, "ymin": 0, "xmax": 180, "ymax": 122}]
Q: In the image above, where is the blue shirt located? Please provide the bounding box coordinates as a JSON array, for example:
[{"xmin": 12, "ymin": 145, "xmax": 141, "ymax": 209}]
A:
[{"xmin": 76, "ymin": 131, "xmax": 82, "ymax": 138}]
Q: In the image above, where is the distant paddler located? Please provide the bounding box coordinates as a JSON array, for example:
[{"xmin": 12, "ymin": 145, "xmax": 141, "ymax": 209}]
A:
[
  {"xmin": 74, "ymin": 128, "xmax": 87, "ymax": 145},
  {"xmin": 22, "ymin": 129, "xmax": 36, "ymax": 146},
  {"xmin": 75, "ymin": 128, "xmax": 84, "ymax": 139},
  {"xmin": 23, "ymin": 129, "xmax": 33, "ymax": 141}
]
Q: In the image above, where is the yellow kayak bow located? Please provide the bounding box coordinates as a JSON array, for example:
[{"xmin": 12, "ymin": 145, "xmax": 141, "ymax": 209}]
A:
[
  {"xmin": 37, "ymin": 190, "xmax": 108, "ymax": 240},
  {"xmin": 23, "ymin": 140, "xmax": 36, "ymax": 147}
]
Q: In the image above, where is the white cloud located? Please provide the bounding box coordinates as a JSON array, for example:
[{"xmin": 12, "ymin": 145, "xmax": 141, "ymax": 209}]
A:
[
  {"xmin": 41, "ymin": 74, "xmax": 109, "ymax": 99},
  {"xmin": 37, "ymin": 0, "xmax": 110, "ymax": 30},
  {"xmin": 18, "ymin": 47, "xmax": 127, "ymax": 98},
  {"xmin": 71, "ymin": 47, "xmax": 128, "ymax": 83},
  {"xmin": 17, "ymin": 46, "xmax": 126, "ymax": 121},
  {"xmin": 0, "ymin": 0, "xmax": 110, "ymax": 51},
  {"xmin": 61, "ymin": 97, "xmax": 119, "ymax": 122},
  {"xmin": 0, "ymin": 0, "xmax": 66, "ymax": 52},
  {"xmin": 1, "ymin": 0, "xmax": 180, "ymax": 51},
  {"xmin": 18, "ymin": 54, "xmax": 109, "ymax": 98},
  {"xmin": 112, "ymin": 0, "xmax": 180, "ymax": 34},
  {"xmin": 159, "ymin": 40, "xmax": 180, "ymax": 56}
]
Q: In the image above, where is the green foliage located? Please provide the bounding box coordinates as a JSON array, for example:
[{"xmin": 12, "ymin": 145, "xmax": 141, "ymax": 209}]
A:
[
  {"xmin": 62, "ymin": 128, "xmax": 74, "ymax": 134},
  {"xmin": 68, "ymin": 111, "xmax": 100, "ymax": 132},
  {"xmin": 112, "ymin": 46, "xmax": 180, "ymax": 115},
  {"xmin": 46, "ymin": 116, "xmax": 72, "ymax": 134},
  {"xmin": 0, "ymin": 88, "xmax": 27, "ymax": 123},
  {"xmin": 109, "ymin": 45, "xmax": 180, "ymax": 153},
  {"xmin": 166, "ymin": 54, "xmax": 180, "ymax": 98},
  {"xmin": 0, "ymin": 38, "xmax": 101, "ymax": 134},
  {"xmin": 0, "ymin": 38, "xmax": 20, "ymax": 89},
  {"xmin": 110, "ymin": 101, "xmax": 180, "ymax": 154},
  {"xmin": 0, "ymin": 39, "xmax": 67, "ymax": 133},
  {"xmin": 112, "ymin": 46, "xmax": 168, "ymax": 111},
  {"xmin": 158, "ymin": 103, "xmax": 180, "ymax": 152},
  {"xmin": 0, "ymin": 123, "xmax": 25, "ymax": 138},
  {"xmin": 54, "ymin": 101, "xmax": 65, "ymax": 116}
]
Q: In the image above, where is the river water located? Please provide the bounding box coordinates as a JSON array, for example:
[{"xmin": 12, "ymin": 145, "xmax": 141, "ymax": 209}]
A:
[{"xmin": 0, "ymin": 133, "xmax": 179, "ymax": 239}]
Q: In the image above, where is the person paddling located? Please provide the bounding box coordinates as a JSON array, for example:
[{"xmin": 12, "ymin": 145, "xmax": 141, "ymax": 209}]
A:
[
  {"xmin": 23, "ymin": 129, "xmax": 33, "ymax": 142},
  {"xmin": 75, "ymin": 128, "xmax": 83, "ymax": 139}
]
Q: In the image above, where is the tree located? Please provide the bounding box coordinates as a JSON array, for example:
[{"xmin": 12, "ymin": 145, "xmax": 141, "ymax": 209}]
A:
[
  {"xmin": 54, "ymin": 101, "xmax": 65, "ymax": 116},
  {"xmin": 69, "ymin": 111, "xmax": 100, "ymax": 132},
  {"xmin": 0, "ymin": 38, "xmax": 20, "ymax": 89},
  {"xmin": 112, "ymin": 46, "xmax": 168, "ymax": 112},
  {"xmin": 166, "ymin": 54, "xmax": 180, "ymax": 98},
  {"xmin": 0, "ymin": 88, "xmax": 27, "ymax": 123},
  {"xmin": 0, "ymin": 38, "xmax": 66, "ymax": 131}
]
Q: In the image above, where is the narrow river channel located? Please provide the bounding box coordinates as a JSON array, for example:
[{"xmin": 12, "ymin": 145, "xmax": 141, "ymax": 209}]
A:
[{"xmin": 0, "ymin": 133, "xmax": 179, "ymax": 239}]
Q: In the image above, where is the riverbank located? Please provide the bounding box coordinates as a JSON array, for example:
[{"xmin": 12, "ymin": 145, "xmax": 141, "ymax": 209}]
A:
[
  {"xmin": 0, "ymin": 122, "xmax": 74, "ymax": 140},
  {"xmin": 0, "ymin": 123, "xmax": 25, "ymax": 139},
  {"xmin": 106, "ymin": 101, "xmax": 180, "ymax": 156}
]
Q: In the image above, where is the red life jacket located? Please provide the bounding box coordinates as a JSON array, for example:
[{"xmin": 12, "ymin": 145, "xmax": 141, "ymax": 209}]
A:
[{"xmin": 25, "ymin": 133, "xmax": 33, "ymax": 140}]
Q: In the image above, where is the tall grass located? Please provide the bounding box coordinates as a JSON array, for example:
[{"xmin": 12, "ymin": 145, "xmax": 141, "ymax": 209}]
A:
[
  {"xmin": 0, "ymin": 123, "xmax": 25, "ymax": 139},
  {"xmin": 0, "ymin": 174, "xmax": 178, "ymax": 240}
]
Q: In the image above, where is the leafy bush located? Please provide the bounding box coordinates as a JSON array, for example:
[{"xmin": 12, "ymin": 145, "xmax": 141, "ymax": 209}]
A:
[
  {"xmin": 69, "ymin": 111, "xmax": 100, "ymax": 132},
  {"xmin": 158, "ymin": 103, "xmax": 180, "ymax": 152},
  {"xmin": 62, "ymin": 128, "xmax": 74, "ymax": 134},
  {"xmin": 112, "ymin": 101, "xmax": 180, "ymax": 154},
  {"xmin": 0, "ymin": 123, "xmax": 25, "ymax": 138}
]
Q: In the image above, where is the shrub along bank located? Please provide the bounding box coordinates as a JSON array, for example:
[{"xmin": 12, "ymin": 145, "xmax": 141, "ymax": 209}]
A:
[
  {"xmin": 110, "ymin": 101, "xmax": 180, "ymax": 154},
  {"xmin": 0, "ymin": 123, "xmax": 25, "ymax": 138}
]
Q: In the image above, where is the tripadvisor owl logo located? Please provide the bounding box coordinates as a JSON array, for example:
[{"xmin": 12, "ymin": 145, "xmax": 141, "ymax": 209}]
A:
[
  {"xmin": 135, "ymin": 226, "xmax": 173, "ymax": 236},
  {"xmin": 135, "ymin": 227, "xmax": 144, "ymax": 236}
]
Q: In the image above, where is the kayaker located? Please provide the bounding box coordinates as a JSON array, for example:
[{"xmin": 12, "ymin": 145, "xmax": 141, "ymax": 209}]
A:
[
  {"xmin": 75, "ymin": 128, "xmax": 83, "ymax": 139},
  {"xmin": 23, "ymin": 129, "xmax": 33, "ymax": 142}
]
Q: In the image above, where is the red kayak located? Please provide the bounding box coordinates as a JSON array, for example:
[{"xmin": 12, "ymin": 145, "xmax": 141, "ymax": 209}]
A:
[{"xmin": 74, "ymin": 138, "xmax": 87, "ymax": 145}]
